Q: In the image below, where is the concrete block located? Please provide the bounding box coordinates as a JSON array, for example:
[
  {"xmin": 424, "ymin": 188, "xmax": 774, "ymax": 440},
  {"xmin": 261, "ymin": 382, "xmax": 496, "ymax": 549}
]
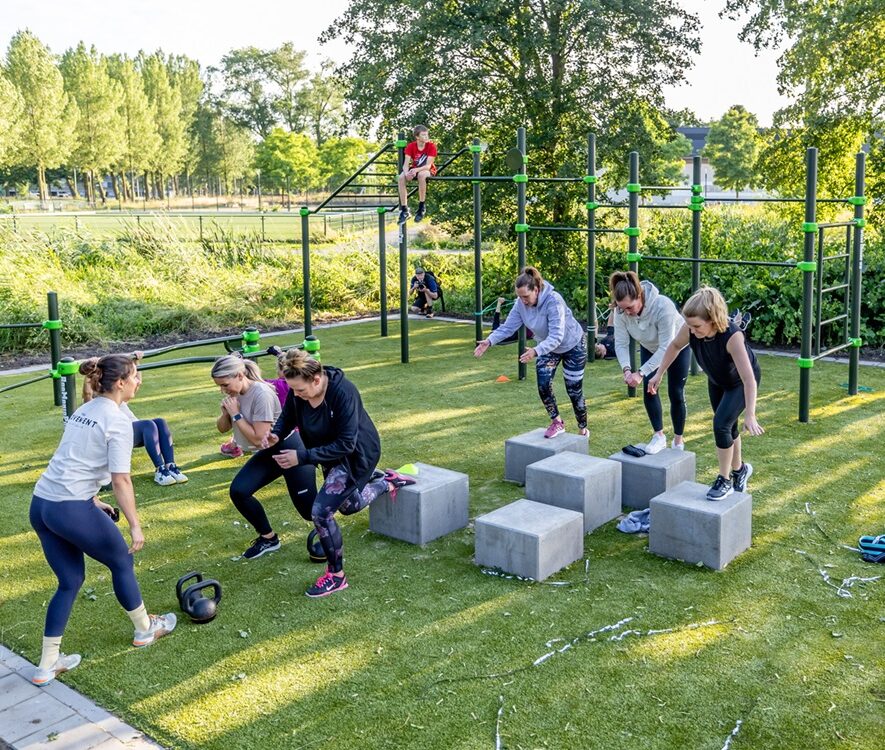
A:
[
  {"xmin": 475, "ymin": 499, "xmax": 583, "ymax": 581},
  {"xmin": 370, "ymin": 462, "xmax": 469, "ymax": 545},
  {"xmin": 649, "ymin": 481, "xmax": 752, "ymax": 570},
  {"xmin": 609, "ymin": 448, "xmax": 696, "ymax": 509},
  {"xmin": 504, "ymin": 428, "xmax": 588, "ymax": 484},
  {"xmin": 525, "ymin": 453, "xmax": 621, "ymax": 533}
]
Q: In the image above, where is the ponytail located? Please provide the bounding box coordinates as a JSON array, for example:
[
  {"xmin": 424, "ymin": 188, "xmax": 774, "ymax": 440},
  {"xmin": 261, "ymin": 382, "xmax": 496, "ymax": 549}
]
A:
[
  {"xmin": 79, "ymin": 354, "xmax": 136, "ymax": 398},
  {"xmin": 280, "ymin": 349, "xmax": 323, "ymax": 381},
  {"xmin": 515, "ymin": 266, "xmax": 543, "ymax": 293},
  {"xmin": 609, "ymin": 270, "xmax": 644, "ymax": 304},
  {"xmin": 210, "ymin": 355, "xmax": 263, "ymax": 382}
]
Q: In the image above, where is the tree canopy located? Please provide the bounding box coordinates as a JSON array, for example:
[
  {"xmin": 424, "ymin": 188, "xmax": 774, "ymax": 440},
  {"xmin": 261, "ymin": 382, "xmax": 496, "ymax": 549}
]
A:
[{"xmin": 704, "ymin": 105, "xmax": 762, "ymax": 197}]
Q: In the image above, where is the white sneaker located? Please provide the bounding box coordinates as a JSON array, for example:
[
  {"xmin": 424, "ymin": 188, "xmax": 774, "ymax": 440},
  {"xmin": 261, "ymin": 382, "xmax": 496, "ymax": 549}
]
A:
[
  {"xmin": 133, "ymin": 613, "xmax": 177, "ymax": 647},
  {"xmin": 32, "ymin": 653, "xmax": 81, "ymax": 686},
  {"xmin": 166, "ymin": 463, "xmax": 188, "ymax": 483},
  {"xmin": 644, "ymin": 433, "xmax": 667, "ymax": 455},
  {"xmin": 671, "ymin": 439, "xmax": 685, "ymax": 451},
  {"xmin": 154, "ymin": 467, "xmax": 177, "ymax": 486}
]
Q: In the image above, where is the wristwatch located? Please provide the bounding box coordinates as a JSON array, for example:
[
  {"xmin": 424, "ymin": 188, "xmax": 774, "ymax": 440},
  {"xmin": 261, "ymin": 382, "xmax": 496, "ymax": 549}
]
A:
[{"xmin": 232, "ymin": 413, "xmax": 243, "ymax": 422}]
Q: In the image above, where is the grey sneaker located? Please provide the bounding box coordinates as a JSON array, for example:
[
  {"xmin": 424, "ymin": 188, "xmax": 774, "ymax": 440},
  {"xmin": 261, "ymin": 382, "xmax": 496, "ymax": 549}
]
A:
[
  {"xmin": 154, "ymin": 467, "xmax": 176, "ymax": 486},
  {"xmin": 731, "ymin": 462, "xmax": 753, "ymax": 493},
  {"xmin": 133, "ymin": 613, "xmax": 177, "ymax": 647},
  {"xmin": 166, "ymin": 463, "xmax": 188, "ymax": 483},
  {"xmin": 32, "ymin": 653, "xmax": 81, "ymax": 686},
  {"xmin": 397, "ymin": 207, "xmax": 410, "ymax": 225},
  {"xmin": 414, "ymin": 205, "xmax": 426, "ymax": 223},
  {"xmin": 243, "ymin": 534, "xmax": 281, "ymax": 560},
  {"xmin": 706, "ymin": 474, "xmax": 734, "ymax": 501}
]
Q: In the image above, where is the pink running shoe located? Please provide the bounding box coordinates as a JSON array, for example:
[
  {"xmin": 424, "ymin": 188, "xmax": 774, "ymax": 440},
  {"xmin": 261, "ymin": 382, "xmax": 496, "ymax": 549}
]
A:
[
  {"xmin": 220, "ymin": 440, "xmax": 243, "ymax": 458},
  {"xmin": 383, "ymin": 469, "xmax": 417, "ymax": 501},
  {"xmin": 544, "ymin": 418, "xmax": 565, "ymax": 439},
  {"xmin": 306, "ymin": 569, "xmax": 348, "ymax": 598}
]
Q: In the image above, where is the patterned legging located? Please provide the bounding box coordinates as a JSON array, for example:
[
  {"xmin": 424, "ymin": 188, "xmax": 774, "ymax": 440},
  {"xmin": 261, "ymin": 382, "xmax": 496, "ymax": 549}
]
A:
[
  {"xmin": 311, "ymin": 466, "xmax": 388, "ymax": 573},
  {"xmin": 536, "ymin": 335, "xmax": 588, "ymax": 430}
]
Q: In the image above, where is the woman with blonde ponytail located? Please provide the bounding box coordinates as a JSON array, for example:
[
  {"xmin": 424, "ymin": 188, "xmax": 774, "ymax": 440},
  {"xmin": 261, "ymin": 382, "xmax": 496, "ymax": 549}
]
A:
[{"xmin": 211, "ymin": 355, "xmax": 281, "ymax": 457}]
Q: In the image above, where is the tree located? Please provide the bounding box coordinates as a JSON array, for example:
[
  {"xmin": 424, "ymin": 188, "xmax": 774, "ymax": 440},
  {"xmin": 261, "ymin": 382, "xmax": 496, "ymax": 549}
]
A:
[
  {"xmin": 318, "ymin": 136, "xmax": 373, "ymax": 190},
  {"xmin": 139, "ymin": 52, "xmax": 188, "ymax": 197},
  {"xmin": 704, "ymin": 105, "xmax": 762, "ymax": 196},
  {"xmin": 254, "ymin": 128, "xmax": 319, "ymax": 194},
  {"xmin": 0, "ymin": 72, "xmax": 24, "ymax": 169},
  {"xmin": 265, "ymin": 43, "xmax": 310, "ymax": 132},
  {"xmin": 658, "ymin": 132, "xmax": 693, "ymax": 184},
  {"xmin": 192, "ymin": 102, "xmax": 255, "ymax": 194},
  {"xmin": 302, "ymin": 61, "xmax": 346, "ymax": 146},
  {"xmin": 60, "ymin": 43, "xmax": 125, "ymax": 203},
  {"xmin": 5, "ymin": 31, "xmax": 78, "ymax": 202}
]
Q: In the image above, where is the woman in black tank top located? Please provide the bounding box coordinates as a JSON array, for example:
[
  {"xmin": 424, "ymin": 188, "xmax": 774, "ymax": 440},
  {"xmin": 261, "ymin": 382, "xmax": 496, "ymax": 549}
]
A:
[{"xmin": 648, "ymin": 287, "xmax": 764, "ymax": 501}]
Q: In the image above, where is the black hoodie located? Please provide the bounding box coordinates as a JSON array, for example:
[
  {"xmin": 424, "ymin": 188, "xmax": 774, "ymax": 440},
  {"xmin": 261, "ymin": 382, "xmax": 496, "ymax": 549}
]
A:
[{"xmin": 270, "ymin": 366, "xmax": 381, "ymax": 487}]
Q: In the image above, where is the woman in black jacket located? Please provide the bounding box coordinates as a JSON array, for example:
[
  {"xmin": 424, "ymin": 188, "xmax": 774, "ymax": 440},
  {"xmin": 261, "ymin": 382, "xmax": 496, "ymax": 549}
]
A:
[{"xmin": 262, "ymin": 350, "xmax": 413, "ymax": 597}]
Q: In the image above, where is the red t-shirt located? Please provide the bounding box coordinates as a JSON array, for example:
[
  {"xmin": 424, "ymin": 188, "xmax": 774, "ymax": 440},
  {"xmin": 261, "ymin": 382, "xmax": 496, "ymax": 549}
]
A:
[{"xmin": 405, "ymin": 140, "xmax": 438, "ymax": 174}]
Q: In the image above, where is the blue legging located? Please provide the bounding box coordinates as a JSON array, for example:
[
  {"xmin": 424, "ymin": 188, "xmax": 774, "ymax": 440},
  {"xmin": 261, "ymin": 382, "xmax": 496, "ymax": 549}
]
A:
[
  {"xmin": 132, "ymin": 418, "xmax": 174, "ymax": 468},
  {"xmin": 29, "ymin": 495, "xmax": 143, "ymax": 637}
]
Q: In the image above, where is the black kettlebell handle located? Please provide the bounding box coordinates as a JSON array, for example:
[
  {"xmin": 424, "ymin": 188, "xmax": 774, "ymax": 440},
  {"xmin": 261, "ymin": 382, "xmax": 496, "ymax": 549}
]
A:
[
  {"xmin": 176, "ymin": 571, "xmax": 203, "ymax": 608},
  {"xmin": 183, "ymin": 579, "xmax": 223, "ymax": 606}
]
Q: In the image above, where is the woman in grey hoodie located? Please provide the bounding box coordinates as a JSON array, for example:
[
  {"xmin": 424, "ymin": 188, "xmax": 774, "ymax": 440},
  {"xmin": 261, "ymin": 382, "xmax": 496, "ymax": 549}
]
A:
[
  {"xmin": 610, "ymin": 271, "xmax": 689, "ymax": 453},
  {"xmin": 475, "ymin": 266, "xmax": 587, "ymax": 438}
]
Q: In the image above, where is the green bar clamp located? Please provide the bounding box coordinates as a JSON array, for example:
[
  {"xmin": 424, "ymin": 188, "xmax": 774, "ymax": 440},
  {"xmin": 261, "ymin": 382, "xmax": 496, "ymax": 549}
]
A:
[
  {"xmin": 626, "ymin": 252, "xmax": 642, "ymax": 262},
  {"xmin": 395, "ymin": 139, "xmax": 407, "ymax": 148},
  {"xmin": 802, "ymin": 221, "xmax": 818, "ymax": 233},
  {"xmin": 303, "ymin": 335, "xmax": 321, "ymax": 361},
  {"xmin": 797, "ymin": 358, "xmax": 814, "ymax": 369},
  {"xmin": 688, "ymin": 204, "xmax": 704, "ymax": 212},
  {"xmin": 626, "ymin": 183, "xmax": 642, "ymax": 193},
  {"xmin": 42, "ymin": 319, "xmax": 62, "ymax": 330},
  {"xmin": 585, "ymin": 201, "xmax": 599, "ymax": 211},
  {"xmin": 377, "ymin": 206, "xmax": 387, "ymax": 214},
  {"xmin": 472, "ymin": 180, "xmax": 480, "ymax": 185},
  {"xmin": 514, "ymin": 223, "xmax": 529, "ymax": 233},
  {"xmin": 241, "ymin": 327, "xmax": 261, "ymax": 354},
  {"xmin": 846, "ymin": 196, "xmax": 867, "ymax": 206},
  {"xmin": 796, "ymin": 261, "xmax": 817, "ymax": 272},
  {"xmin": 55, "ymin": 360, "xmax": 79, "ymax": 377},
  {"xmin": 690, "ymin": 195, "xmax": 705, "ymax": 205},
  {"xmin": 623, "ymin": 227, "xmax": 641, "ymax": 237},
  {"xmin": 854, "ymin": 218, "xmax": 867, "ymax": 228},
  {"xmin": 691, "ymin": 184, "xmax": 703, "ymax": 195},
  {"xmin": 523, "ymin": 156, "xmax": 528, "ymax": 165},
  {"xmin": 468, "ymin": 144, "xmax": 482, "ymax": 153},
  {"xmin": 299, "ymin": 207, "xmax": 310, "ymax": 217},
  {"xmin": 583, "ymin": 175, "xmax": 598, "ymax": 184},
  {"xmin": 512, "ymin": 174, "xmax": 528, "ymax": 183},
  {"xmin": 849, "ymin": 337, "xmax": 862, "ymax": 348}
]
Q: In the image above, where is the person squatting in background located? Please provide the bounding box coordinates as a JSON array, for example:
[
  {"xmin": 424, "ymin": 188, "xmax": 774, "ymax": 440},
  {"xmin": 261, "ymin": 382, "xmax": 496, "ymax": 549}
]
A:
[
  {"xmin": 29, "ymin": 355, "xmax": 176, "ymax": 686},
  {"xmin": 610, "ymin": 271, "xmax": 689, "ymax": 453},
  {"xmin": 475, "ymin": 266, "xmax": 588, "ymax": 439},
  {"xmin": 649, "ymin": 286, "xmax": 763, "ymax": 501}
]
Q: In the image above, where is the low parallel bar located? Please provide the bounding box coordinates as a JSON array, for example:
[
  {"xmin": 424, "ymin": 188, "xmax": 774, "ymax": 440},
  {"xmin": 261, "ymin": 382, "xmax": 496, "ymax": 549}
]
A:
[
  {"xmin": 0, "ymin": 322, "xmax": 43, "ymax": 329},
  {"xmin": 641, "ymin": 254, "xmax": 797, "ymax": 268},
  {"xmin": 0, "ymin": 372, "xmax": 53, "ymax": 394},
  {"xmin": 812, "ymin": 341, "xmax": 853, "ymax": 360},
  {"xmin": 528, "ymin": 225, "xmax": 625, "ymax": 234},
  {"xmin": 819, "ymin": 314, "xmax": 848, "ymax": 327}
]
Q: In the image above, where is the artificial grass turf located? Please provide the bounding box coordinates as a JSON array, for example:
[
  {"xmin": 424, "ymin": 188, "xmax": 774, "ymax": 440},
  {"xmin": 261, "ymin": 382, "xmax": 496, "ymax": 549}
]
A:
[{"xmin": 0, "ymin": 319, "xmax": 883, "ymax": 750}]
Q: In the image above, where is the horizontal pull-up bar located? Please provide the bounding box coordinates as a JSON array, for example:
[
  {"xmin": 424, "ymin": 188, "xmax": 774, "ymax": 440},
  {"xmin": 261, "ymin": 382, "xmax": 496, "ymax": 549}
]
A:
[
  {"xmin": 704, "ymin": 196, "xmax": 847, "ymax": 204},
  {"xmin": 527, "ymin": 225, "xmax": 626, "ymax": 234},
  {"xmin": 640, "ymin": 254, "xmax": 798, "ymax": 268},
  {"xmin": 822, "ymin": 253, "xmax": 849, "ymax": 262},
  {"xmin": 0, "ymin": 372, "xmax": 53, "ymax": 394},
  {"xmin": 812, "ymin": 341, "xmax": 854, "ymax": 361},
  {"xmin": 430, "ymin": 175, "xmax": 514, "ymax": 182},
  {"xmin": 817, "ymin": 221, "xmax": 857, "ymax": 229},
  {"xmin": 0, "ymin": 322, "xmax": 44, "ymax": 329}
]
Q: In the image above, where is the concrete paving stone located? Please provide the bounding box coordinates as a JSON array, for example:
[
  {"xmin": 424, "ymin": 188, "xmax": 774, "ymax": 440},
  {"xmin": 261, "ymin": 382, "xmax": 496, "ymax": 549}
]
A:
[
  {"xmin": 15, "ymin": 713, "xmax": 111, "ymax": 750},
  {"xmin": 0, "ymin": 691, "xmax": 75, "ymax": 743},
  {"xmin": 0, "ymin": 673, "xmax": 41, "ymax": 713}
]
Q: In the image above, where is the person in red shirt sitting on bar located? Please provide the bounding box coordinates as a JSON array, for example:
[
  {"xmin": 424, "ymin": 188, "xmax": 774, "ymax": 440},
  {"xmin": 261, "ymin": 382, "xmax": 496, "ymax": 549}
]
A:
[{"xmin": 397, "ymin": 124, "xmax": 437, "ymax": 225}]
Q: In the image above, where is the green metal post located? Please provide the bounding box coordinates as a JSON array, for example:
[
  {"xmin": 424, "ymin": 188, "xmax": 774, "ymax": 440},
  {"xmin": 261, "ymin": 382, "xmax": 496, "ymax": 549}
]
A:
[
  {"xmin": 848, "ymin": 151, "xmax": 865, "ymax": 395},
  {"xmin": 627, "ymin": 151, "xmax": 639, "ymax": 398},
  {"xmin": 59, "ymin": 357, "xmax": 77, "ymax": 421},
  {"xmin": 473, "ymin": 138, "xmax": 483, "ymax": 345},
  {"xmin": 398, "ymin": 131, "xmax": 409, "ymax": 363},
  {"xmin": 378, "ymin": 208, "xmax": 388, "ymax": 337},
  {"xmin": 587, "ymin": 133, "xmax": 597, "ymax": 361},
  {"xmin": 301, "ymin": 207, "xmax": 312, "ymax": 336},
  {"xmin": 799, "ymin": 147, "xmax": 818, "ymax": 423},
  {"xmin": 517, "ymin": 126, "xmax": 527, "ymax": 381},
  {"xmin": 47, "ymin": 291, "xmax": 62, "ymax": 406},
  {"xmin": 690, "ymin": 156, "xmax": 702, "ymax": 375}
]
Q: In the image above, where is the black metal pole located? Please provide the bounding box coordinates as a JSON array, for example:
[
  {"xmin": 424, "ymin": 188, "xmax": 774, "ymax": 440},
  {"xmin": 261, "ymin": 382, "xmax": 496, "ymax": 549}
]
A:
[
  {"xmin": 690, "ymin": 156, "xmax": 702, "ymax": 375},
  {"xmin": 47, "ymin": 291, "xmax": 62, "ymax": 406},
  {"xmin": 627, "ymin": 151, "xmax": 639, "ymax": 398},
  {"xmin": 398, "ymin": 131, "xmax": 409, "ymax": 363},
  {"xmin": 472, "ymin": 138, "xmax": 483, "ymax": 345},
  {"xmin": 799, "ymin": 148, "xmax": 818, "ymax": 423},
  {"xmin": 587, "ymin": 133, "xmax": 597, "ymax": 362},
  {"xmin": 517, "ymin": 126, "xmax": 527, "ymax": 381},
  {"xmin": 378, "ymin": 208, "xmax": 388, "ymax": 337},
  {"xmin": 301, "ymin": 207, "xmax": 312, "ymax": 336},
  {"xmin": 848, "ymin": 151, "xmax": 865, "ymax": 395}
]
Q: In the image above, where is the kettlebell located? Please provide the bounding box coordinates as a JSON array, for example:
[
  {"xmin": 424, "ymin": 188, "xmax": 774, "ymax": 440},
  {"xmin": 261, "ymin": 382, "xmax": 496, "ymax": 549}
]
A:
[
  {"xmin": 176, "ymin": 571, "xmax": 222, "ymax": 623},
  {"xmin": 306, "ymin": 529, "xmax": 326, "ymax": 564}
]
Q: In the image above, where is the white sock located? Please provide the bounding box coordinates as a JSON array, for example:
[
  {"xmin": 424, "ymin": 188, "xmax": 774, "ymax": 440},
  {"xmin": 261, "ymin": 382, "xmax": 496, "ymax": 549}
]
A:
[
  {"xmin": 39, "ymin": 636, "xmax": 62, "ymax": 670},
  {"xmin": 127, "ymin": 603, "xmax": 151, "ymax": 632}
]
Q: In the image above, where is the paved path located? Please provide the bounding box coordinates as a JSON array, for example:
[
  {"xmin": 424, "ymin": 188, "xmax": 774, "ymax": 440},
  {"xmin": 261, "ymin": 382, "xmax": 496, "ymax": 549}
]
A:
[{"xmin": 0, "ymin": 646, "xmax": 161, "ymax": 750}]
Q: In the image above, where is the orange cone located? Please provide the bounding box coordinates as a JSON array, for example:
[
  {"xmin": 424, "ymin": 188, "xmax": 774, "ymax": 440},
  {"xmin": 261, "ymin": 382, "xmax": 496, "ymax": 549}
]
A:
[{"xmin": 496, "ymin": 375, "xmax": 510, "ymax": 383}]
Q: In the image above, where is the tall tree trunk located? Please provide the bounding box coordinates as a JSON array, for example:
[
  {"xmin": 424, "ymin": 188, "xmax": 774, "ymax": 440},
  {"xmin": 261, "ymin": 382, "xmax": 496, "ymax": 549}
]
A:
[
  {"xmin": 86, "ymin": 171, "xmax": 95, "ymax": 205},
  {"xmin": 65, "ymin": 175, "xmax": 77, "ymax": 198},
  {"xmin": 96, "ymin": 173, "xmax": 107, "ymax": 204},
  {"xmin": 37, "ymin": 165, "xmax": 48, "ymax": 203}
]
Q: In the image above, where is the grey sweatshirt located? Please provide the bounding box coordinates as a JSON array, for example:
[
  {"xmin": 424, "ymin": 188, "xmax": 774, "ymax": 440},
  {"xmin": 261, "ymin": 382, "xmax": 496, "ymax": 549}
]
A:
[
  {"xmin": 488, "ymin": 281, "xmax": 584, "ymax": 356},
  {"xmin": 613, "ymin": 280, "xmax": 683, "ymax": 376}
]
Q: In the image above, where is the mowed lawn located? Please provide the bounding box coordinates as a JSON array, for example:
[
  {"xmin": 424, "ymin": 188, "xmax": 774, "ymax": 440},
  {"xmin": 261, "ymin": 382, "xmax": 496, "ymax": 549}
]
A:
[{"xmin": 0, "ymin": 319, "xmax": 882, "ymax": 750}]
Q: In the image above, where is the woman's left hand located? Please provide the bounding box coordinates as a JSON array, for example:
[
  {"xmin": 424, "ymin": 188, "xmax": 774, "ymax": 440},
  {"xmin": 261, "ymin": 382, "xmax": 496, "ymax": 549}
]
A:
[
  {"xmin": 626, "ymin": 372, "xmax": 644, "ymax": 388},
  {"xmin": 743, "ymin": 415, "xmax": 765, "ymax": 436},
  {"xmin": 272, "ymin": 450, "xmax": 299, "ymax": 469},
  {"xmin": 519, "ymin": 347, "xmax": 537, "ymax": 364},
  {"xmin": 92, "ymin": 497, "xmax": 114, "ymax": 514}
]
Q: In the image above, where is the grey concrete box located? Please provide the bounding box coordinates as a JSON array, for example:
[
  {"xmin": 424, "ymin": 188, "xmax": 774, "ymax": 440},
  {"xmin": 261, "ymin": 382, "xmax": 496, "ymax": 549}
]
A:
[
  {"xmin": 608, "ymin": 448, "xmax": 696, "ymax": 510},
  {"xmin": 649, "ymin": 481, "xmax": 752, "ymax": 570},
  {"xmin": 525, "ymin": 453, "xmax": 622, "ymax": 533},
  {"xmin": 475, "ymin": 499, "xmax": 583, "ymax": 581},
  {"xmin": 369, "ymin": 462, "xmax": 469, "ymax": 545},
  {"xmin": 504, "ymin": 428, "xmax": 588, "ymax": 484}
]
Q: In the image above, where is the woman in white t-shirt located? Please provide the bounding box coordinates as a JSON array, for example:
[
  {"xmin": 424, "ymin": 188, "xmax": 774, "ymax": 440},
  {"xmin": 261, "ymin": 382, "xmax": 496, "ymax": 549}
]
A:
[{"xmin": 29, "ymin": 354, "xmax": 176, "ymax": 686}]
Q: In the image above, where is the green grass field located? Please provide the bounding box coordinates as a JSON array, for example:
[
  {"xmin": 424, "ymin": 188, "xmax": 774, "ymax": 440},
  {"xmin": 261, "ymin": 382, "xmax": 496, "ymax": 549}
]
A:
[{"xmin": 1, "ymin": 320, "xmax": 883, "ymax": 749}]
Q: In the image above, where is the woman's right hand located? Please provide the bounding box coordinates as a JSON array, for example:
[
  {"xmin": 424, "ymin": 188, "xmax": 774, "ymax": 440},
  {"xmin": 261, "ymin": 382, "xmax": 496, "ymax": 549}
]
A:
[
  {"xmin": 129, "ymin": 525, "xmax": 145, "ymax": 554},
  {"xmin": 474, "ymin": 340, "xmax": 491, "ymax": 357},
  {"xmin": 261, "ymin": 432, "xmax": 280, "ymax": 449},
  {"xmin": 647, "ymin": 373, "xmax": 662, "ymax": 396}
]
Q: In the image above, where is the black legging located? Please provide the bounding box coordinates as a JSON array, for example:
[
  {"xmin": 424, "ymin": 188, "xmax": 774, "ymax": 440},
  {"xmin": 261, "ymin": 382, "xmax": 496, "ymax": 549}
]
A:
[
  {"xmin": 708, "ymin": 372, "xmax": 761, "ymax": 449},
  {"xmin": 641, "ymin": 346, "xmax": 690, "ymax": 435},
  {"xmin": 229, "ymin": 432, "xmax": 318, "ymax": 534}
]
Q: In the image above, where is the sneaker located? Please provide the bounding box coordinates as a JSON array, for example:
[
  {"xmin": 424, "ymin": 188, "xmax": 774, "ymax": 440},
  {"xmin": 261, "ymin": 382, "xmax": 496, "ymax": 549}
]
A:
[
  {"xmin": 154, "ymin": 467, "xmax": 177, "ymax": 486},
  {"xmin": 671, "ymin": 439, "xmax": 685, "ymax": 451},
  {"xmin": 166, "ymin": 463, "xmax": 188, "ymax": 483},
  {"xmin": 383, "ymin": 469, "xmax": 417, "ymax": 501},
  {"xmin": 414, "ymin": 205, "xmax": 426, "ymax": 223},
  {"xmin": 425, "ymin": 311, "xmax": 434, "ymax": 319},
  {"xmin": 31, "ymin": 653, "xmax": 81, "ymax": 686},
  {"xmin": 579, "ymin": 427, "xmax": 589, "ymax": 437},
  {"xmin": 706, "ymin": 475, "xmax": 734, "ymax": 501},
  {"xmin": 221, "ymin": 440, "xmax": 243, "ymax": 458},
  {"xmin": 243, "ymin": 534, "xmax": 281, "ymax": 560},
  {"xmin": 544, "ymin": 418, "xmax": 565, "ymax": 439},
  {"xmin": 397, "ymin": 207, "xmax": 411, "ymax": 225},
  {"xmin": 267, "ymin": 345, "xmax": 284, "ymax": 357},
  {"xmin": 644, "ymin": 433, "xmax": 667, "ymax": 455},
  {"xmin": 133, "ymin": 613, "xmax": 177, "ymax": 647},
  {"xmin": 731, "ymin": 462, "xmax": 753, "ymax": 493},
  {"xmin": 306, "ymin": 569, "xmax": 349, "ymax": 598}
]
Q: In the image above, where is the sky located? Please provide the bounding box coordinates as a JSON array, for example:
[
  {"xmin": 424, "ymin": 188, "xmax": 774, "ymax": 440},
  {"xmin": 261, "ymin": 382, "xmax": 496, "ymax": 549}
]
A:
[{"xmin": 2, "ymin": 0, "xmax": 789, "ymax": 126}]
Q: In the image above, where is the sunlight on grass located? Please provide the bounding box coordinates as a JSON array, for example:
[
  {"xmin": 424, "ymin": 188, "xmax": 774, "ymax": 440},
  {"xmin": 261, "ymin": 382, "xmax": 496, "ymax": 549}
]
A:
[
  {"xmin": 809, "ymin": 391, "xmax": 885, "ymax": 421},
  {"xmin": 791, "ymin": 411, "xmax": 884, "ymax": 456},
  {"xmin": 413, "ymin": 596, "xmax": 513, "ymax": 638},
  {"xmin": 629, "ymin": 621, "xmax": 731, "ymax": 663}
]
